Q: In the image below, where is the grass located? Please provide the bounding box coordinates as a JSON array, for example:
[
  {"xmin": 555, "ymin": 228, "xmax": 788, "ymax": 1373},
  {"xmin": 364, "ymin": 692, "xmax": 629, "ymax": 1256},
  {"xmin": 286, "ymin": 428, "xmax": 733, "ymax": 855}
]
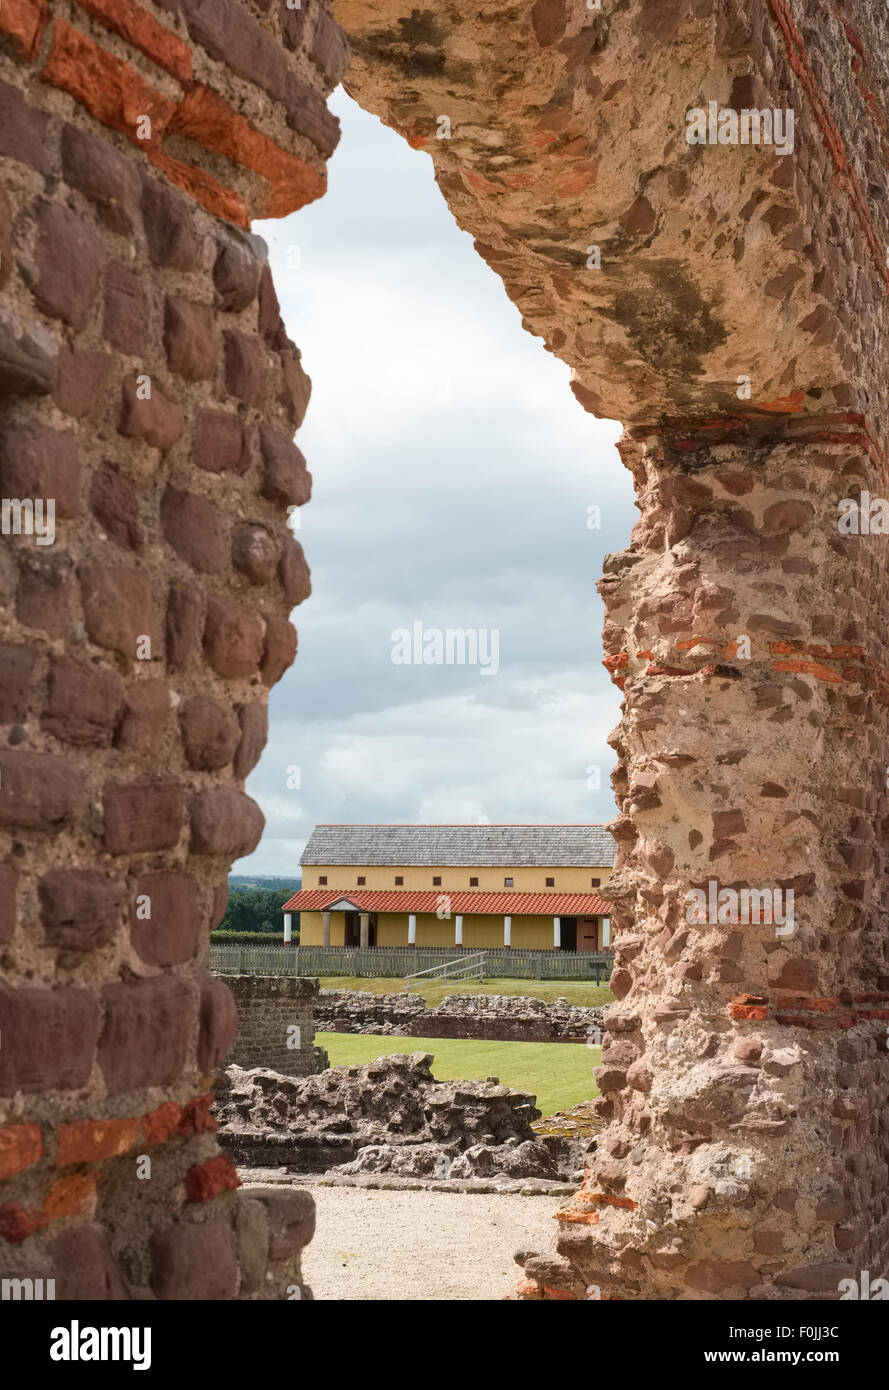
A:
[
  {"xmin": 317, "ymin": 975, "xmax": 613, "ymax": 1009},
  {"xmin": 316, "ymin": 1032, "xmax": 601, "ymax": 1117}
]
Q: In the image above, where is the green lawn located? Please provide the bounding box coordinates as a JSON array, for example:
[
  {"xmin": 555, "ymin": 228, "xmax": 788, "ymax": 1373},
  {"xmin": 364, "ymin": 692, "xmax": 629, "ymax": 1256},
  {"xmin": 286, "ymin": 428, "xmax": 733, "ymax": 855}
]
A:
[
  {"xmin": 316, "ymin": 1032, "xmax": 601, "ymax": 1117},
  {"xmin": 317, "ymin": 976, "xmax": 612, "ymax": 1009}
]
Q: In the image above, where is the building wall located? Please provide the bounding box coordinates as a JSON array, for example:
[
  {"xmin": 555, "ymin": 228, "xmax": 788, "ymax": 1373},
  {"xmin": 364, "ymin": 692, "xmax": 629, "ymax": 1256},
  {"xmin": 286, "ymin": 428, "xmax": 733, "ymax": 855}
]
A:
[
  {"xmin": 224, "ymin": 976, "xmax": 321, "ymax": 1077},
  {"xmin": 299, "ymin": 909, "xmax": 601, "ymax": 949},
  {"xmin": 302, "ymin": 863, "xmax": 611, "ymax": 892}
]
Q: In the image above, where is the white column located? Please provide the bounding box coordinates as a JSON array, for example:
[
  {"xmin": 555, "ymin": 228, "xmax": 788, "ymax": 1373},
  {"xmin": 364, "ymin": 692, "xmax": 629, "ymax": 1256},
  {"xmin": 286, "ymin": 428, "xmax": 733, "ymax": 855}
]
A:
[
  {"xmin": 359, "ymin": 912, "xmax": 370, "ymax": 949},
  {"xmin": 408, "ymin": 913, "xmax": 416, "ymax": 945},
  {"xmin": 455, "ymin": 914, "xmax": 463, "ymax": 946},
  {"xmin": 553, "ymin": 915, "xmax": 560, "ymax": 949},
  {"xmin": 321, "ymin": 911, "xmax": 331, "ymax": 948},
  {"xmin": 283, "ymin": 913, "xmax": 292, "ymax": 943},
  {"xmin": 602, "ymin": 916, "xmax": 611, "ymax": 947},
  {"xmin": 503, "ymin": 914, "xmax": 511, "ymax": 947}
]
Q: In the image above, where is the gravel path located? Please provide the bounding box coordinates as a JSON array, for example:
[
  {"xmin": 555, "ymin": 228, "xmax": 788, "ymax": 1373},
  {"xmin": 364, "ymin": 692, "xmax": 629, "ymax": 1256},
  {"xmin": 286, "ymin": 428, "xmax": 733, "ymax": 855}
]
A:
[{"xmin": 301, "ymin": 1185, "xmax": 559, "ymax": 1301}]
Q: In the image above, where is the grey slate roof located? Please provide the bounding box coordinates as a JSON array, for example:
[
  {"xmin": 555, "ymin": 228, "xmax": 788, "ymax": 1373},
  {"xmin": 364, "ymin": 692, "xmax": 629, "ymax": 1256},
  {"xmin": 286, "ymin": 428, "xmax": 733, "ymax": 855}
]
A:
[{"xmin": 301, "ymin": 824, "xmax": 615, "ymax": 868}]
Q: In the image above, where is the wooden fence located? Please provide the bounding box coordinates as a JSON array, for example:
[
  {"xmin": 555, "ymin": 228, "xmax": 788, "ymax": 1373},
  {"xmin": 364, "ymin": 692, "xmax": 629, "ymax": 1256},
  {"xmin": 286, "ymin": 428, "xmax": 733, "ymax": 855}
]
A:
[{"xmin": 210, "ymin": 943, "xmax": 614, "ymax": 983}]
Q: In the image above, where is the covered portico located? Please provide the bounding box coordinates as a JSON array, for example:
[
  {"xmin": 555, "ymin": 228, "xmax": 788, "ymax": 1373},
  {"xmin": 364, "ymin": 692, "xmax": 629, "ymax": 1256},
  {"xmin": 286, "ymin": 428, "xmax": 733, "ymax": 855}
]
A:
[{"xmin": 283, "ymin": 888, "xmax": 612, "ymax": 951}]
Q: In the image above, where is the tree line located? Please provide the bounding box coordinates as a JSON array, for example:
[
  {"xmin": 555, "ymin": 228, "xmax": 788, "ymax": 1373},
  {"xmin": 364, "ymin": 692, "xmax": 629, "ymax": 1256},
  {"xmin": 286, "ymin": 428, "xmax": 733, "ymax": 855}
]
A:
[{"xmin": 212, "ymin": 887, "xmax": 298, "ymax": 940}]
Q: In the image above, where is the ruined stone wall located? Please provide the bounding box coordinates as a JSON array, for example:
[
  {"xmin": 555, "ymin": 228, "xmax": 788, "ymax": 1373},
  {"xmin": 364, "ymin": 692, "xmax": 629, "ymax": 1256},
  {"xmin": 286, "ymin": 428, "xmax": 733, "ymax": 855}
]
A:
[
  {"xmin": 225, "ymin": 975, "xmax": 322, "ymax": 1076},
  {"xmin": 0, "ymin": 0, "xmax": 345, "ymax": 1299},
  {"xmin": 316, "ymin": 988, "xmax": 604, "ymax": 1042},
  {"xmin": 330, "ymin": 0, "xmax": 889, "ymax": 1299}
]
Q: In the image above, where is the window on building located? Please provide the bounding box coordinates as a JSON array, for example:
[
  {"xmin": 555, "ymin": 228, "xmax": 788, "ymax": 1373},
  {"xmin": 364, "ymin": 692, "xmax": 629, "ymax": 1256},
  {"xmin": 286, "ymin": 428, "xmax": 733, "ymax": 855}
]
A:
[
  {"xmin": 504, "ymin": 877, "xmax": 513, "ymax": 887},
  {"xmin": 591, "ymin": 877, "xmax": 600, "ymax": 887},
  {"xmin": 395, "ymin": 875, "xmax": 403, "ymax": 885},
  {"xmin": 318, "ymin": 875, "xmax": 327, "ymax": 885},
  {"xmin": 432, "ymin": 876, "xmax": 442, "ymax": 886},
  {"xmin": 546, "ymin": 877, "xmax": 555, "ymax": 887},
  {"xmin": 469, "ymin": 877, "xmax": 478, "ymax": 887},
  {"xmin": 357, "ymin": 876, "xmax": 366, "ymax": 885}
]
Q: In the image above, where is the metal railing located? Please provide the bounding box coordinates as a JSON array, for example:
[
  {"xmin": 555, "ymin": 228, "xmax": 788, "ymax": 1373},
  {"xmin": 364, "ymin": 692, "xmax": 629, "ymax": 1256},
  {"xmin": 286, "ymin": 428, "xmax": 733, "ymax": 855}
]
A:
[
  {"xmin": 402, "ymin": 950, "xmax": 488, "ymax": 992},
  {"xmin": 210, "ymin": 943, "xmax": 613, "ymax": 983}
]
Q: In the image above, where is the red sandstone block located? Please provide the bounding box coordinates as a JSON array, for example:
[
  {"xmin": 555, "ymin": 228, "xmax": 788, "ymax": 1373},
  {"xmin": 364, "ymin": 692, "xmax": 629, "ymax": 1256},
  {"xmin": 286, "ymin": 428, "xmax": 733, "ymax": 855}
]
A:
[
  {"xmin": 0, "ymin": 751, "xmax": 86, "ymax": 831},
  {"xmin": 47, "ymin": 1223, "xmax": 128, "ymax": 1299},
  {"xmin": 98, "ymin": 975, "xmax": 196, "ymax": 1095},
  {"xmin": 79, "ymin": 564, "xmax": 159, "ymax": 658},
  {"xmin": 197, "ymin": 972, "xmax": 237, "ymax": 1072},
  {"xmin": 184, "ymin": 1154, "xmax": 241, "ymax": 1203},
  {"xmin": 103, "ymin": 780, "xmax": 184, "ymax": 854},
  {"xmin": 168, "ymin": 85, "xmax": 326, "ymax": 218},
  {"xmin": 0, "ymin": 861, "xmax": 17, "ymax": 945},
  {"xmin": 181, "ymin": 0, "xmax": 287, "ymax": 100},
  {"xmin": 0, "ymin": 1201, "xmax": 42, "ymax": 1243},
  {"xmin": 0, "ymin": 984, "xmax": 100, "ymax": 1095},
  {"xmin": 42, "ymin": 1172, "xmax": 97, "ymax": 1223},
  {"xmin": 55, "ymin": 1117, "xmax": 139, "ymax": 1167},
  {"xmin": 130, "ymin": 870, "xmax": 203, "ymax": 967},
  {"xmin": 260, "ymin": 612, "xmax": 297, "ymax": 688},
  {"xmin": 149, "ymin": 1217, "xmax": 238, "ymax": 1299},
  {"xmin": 74, "ymin": 0, "xmax": 192, "ymax": 82},
  {"xmin": 0, "ymin": 1123, "xmax": 43, "ymax": 1179},
  {"xmin": 189, "ymin": 787, "xmax": 264, "ymax": 857},
  {"xmin": 41, "ymin": 21, "xmax": 175, "ymax": 145},
  {"xmin": 141, "ymin": 1101, "xmax": 182, "ymax": 1145},
  {"xmin": 0, "ymin": 0, "xmax": 49, "ymax": 61}
]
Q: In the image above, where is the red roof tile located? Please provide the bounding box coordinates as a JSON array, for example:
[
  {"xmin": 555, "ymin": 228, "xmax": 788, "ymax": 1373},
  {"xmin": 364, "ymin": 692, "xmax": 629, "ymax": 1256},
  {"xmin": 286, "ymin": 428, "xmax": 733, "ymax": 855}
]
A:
[{"xmin": 281, "ymin": 889, "xmax": 612, "ymax": 916}]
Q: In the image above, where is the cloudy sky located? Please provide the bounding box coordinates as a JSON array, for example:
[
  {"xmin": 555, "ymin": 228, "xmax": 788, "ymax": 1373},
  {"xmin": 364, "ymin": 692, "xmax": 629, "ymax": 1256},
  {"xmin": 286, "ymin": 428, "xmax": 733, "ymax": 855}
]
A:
[{"xmin": 242, "ymin": 90, "xmax": 635, "ymax": 875}]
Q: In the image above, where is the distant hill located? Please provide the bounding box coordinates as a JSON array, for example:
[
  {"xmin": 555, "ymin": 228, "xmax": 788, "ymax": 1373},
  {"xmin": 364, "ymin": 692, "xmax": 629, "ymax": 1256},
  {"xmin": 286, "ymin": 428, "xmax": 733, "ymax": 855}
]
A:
[{"xmin": 228, "ymin": 875, "xmax": 301, "ymax": 892}]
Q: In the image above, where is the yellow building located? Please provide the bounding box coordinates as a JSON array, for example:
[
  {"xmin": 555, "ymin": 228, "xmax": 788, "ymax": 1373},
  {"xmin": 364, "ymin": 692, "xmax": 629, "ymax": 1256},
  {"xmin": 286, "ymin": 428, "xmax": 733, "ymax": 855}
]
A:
[{"xmin": 282, "ymin": 824, "xmax": 614, "ymax": 952}]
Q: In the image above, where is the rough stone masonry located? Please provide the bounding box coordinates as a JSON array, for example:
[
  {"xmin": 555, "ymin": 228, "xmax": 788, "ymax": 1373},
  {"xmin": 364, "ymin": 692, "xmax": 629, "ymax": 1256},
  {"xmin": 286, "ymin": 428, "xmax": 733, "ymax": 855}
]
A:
[
  {"xmin": 1, "ymin": 0, "xmax": 889, "ymax": 1303},
  {"xmin": 0, "ymin": 0, "xmax": 346, "ymax": 1299}
]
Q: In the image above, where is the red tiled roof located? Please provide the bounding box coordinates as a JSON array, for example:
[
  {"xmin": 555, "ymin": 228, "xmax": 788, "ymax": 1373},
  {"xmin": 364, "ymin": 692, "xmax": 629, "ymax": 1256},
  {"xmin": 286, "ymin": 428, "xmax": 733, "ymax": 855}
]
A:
[{"xmin": 280, "ymin": 889, "xmax": 612, "ymax": 916}]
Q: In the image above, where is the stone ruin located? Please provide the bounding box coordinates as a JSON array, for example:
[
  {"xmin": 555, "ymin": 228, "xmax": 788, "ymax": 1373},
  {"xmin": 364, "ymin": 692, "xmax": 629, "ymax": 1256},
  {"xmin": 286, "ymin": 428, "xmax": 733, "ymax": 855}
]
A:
[
  {"xmin": 1, "ymin": 0, "xmax": 888, "ymax": 1301},
  {"xmin": 216, "ymin": 1052, "xmax": 587, "ymax": 1192},
  {"xmin": 315, "ymin": 988, "xmax": 606, "ymax": 1043}
]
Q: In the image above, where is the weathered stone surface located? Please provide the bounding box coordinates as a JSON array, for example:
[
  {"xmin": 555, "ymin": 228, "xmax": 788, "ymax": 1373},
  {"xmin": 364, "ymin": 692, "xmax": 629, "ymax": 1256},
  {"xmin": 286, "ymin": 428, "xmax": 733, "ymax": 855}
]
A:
[
  {"xmin": 61, "ymin": 124, "xmax": 141, "ymax": 236},
  {"xmin": 149, "ymin": 1218, "xmax": 239, "ymax": 1300},
  {"xmin": 98, "ymin": 975, "xmax": 196, "ymax": 1094},
  {"xmin": 103, "ymin": 781, "xmax": 185, "ymax": 854},
  {"xmin": 190, "ymin": 787, "xmax": 264, "ymax": 856},
  {"xmin": 161, "ymin": 486, "xmax": 226, "ymax": 573},
  {"xmin": 42, "ymin": 655, "xmax": 124, "ymax": 746},
  {"xmin": 217, "ymin": 1052, "xmax": 583, "ymax": 1182},
  {"xmin": 259, "ymin": 425, "xmax": 311, "ymax": 506},
  {"xmin": 38, "ymin": 869, "xmax": 127, "ymax": 949},
  {"xmin": 179, "ymin": 694, "xmax": 240, "ymax": 770},
  {"xmin": 130, "ymin": 871, "xmax": 203, "ymax": 967},
  {"xmin": 89, "ymin": 465, "xmax": 143, "ymax": 551},
  {"xmin": 48, "ymin": 1224, "xmax": 129, "ymax": 1300},
  {"xmin": 193, "ymin": 409, "xmax": 248, "ymax": 474},
  {"xmin": 31, "ymin": 201, "xmax": 104, "ymax": 329},
  {"xmin": 316, "ymin": 990, "xmax": 605, "ymax": 1043},
  {"xmin": 0, "ymin": 986, "xmax": 100, "ymax": 1095}
]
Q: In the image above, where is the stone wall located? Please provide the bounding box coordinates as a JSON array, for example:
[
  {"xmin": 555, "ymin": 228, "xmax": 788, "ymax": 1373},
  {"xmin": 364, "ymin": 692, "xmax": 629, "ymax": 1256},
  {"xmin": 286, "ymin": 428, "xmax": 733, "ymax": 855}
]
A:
[
  {"xmin": 3, "ymin": 0, "xmax": 889, "ymax": 1303},
  {"xmin": 315, "ymin": 989, "xmax": 605, "ymax": 1043},
  {"xmin": 225, "ymin": 975, "xmax": 325, "ymax": 1076},
  {"xmin": 0, "ymin": 0, "xmax": 345, "ymax": 1299},
  {"xmin": 331, "ymin": 0, "xmax": 889, "ymax": 1300}
]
